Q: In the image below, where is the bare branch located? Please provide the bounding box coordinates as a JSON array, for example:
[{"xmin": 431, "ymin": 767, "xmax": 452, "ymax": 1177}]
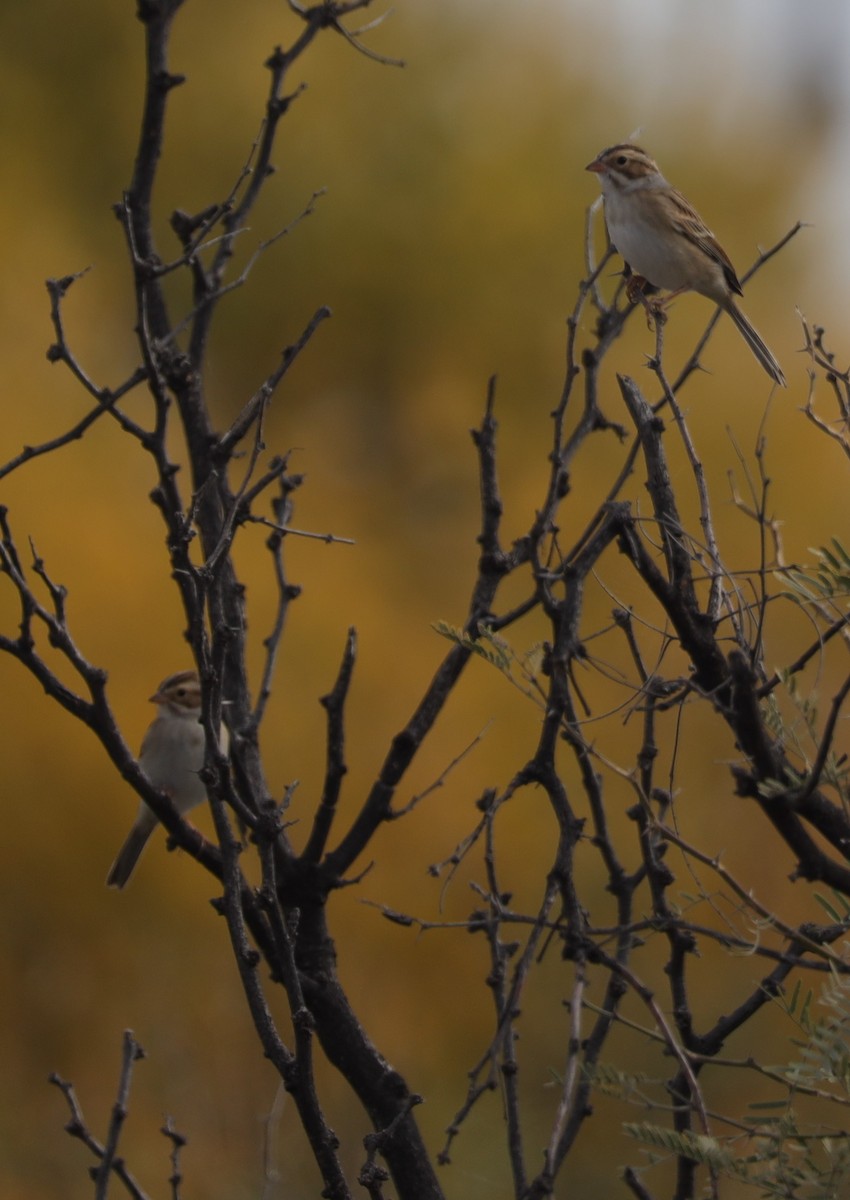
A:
[{"xmin": 50, "ymin": 1032, "xmax": 148, "ymax": 1200}]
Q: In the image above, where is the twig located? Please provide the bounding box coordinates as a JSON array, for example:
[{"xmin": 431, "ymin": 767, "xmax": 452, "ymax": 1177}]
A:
[
  {"xmin": 218, "ymin": 304, "xmax": 332, "ymax": 458},
  {"xmin": 302, "ymin": 628, "xmax": 357, "ymax": 863},
  {"xmin": 50, "ymin": 1031, "xmax": 147, "ymax": 1200},
  {"xmin": 161, "ymin": 1115, "xmax": 187, "ymax": 1200}
]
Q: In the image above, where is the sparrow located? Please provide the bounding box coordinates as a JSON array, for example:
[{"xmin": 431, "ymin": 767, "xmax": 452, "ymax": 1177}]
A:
[
  {"xmin": 107, "ymin": 670, "xmax": 226, "ymax": 888},
  {"xmin": 586, "ymin": 143, "xmax": 785, "ymax": 386}
]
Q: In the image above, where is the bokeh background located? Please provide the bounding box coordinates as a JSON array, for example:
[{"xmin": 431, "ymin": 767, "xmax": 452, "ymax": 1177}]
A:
[{"xmin": 2, "ymin": 1, "xmax": 850, "ymax": 1197}]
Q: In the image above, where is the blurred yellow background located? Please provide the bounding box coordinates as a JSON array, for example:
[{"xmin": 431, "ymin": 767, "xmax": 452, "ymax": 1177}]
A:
[{"xmin": 2, "ymin": 1, "xmax": 849, "ymax": 1197}]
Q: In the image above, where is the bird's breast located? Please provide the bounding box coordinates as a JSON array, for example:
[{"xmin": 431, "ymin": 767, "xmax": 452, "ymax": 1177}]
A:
[{"xmin": 604, "ymin": 194, "xmax": 692, "ymax": 292}]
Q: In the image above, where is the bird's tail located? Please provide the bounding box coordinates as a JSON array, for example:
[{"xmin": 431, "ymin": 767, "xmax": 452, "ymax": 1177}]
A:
[
  {"xmin": 725, "ymin": 301, "xmax": 786, "ymax": 388},
  {"xmin": 106, "ymin": 822, "xmax": 155, "ymax": 889}
]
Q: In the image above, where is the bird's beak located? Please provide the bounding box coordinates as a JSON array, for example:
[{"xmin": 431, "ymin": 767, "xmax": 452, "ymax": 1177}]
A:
[
  {"xmin": 149, "ymin": 689, "xmax": 166, "ymax": 704},
  {"xmin": 586, "ymin": 159, "xmax": 604, "ymax": 174}
]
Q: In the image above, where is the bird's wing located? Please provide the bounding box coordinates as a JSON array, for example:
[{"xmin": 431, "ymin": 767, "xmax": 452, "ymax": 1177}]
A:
[{"xmin": 668, "ymin": 186, "xmax": 744, "ymax": 297}]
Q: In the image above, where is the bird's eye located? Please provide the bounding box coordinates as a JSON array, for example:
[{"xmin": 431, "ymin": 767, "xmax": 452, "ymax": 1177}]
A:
[{"xmin": 616, "ymin": 155, "xmax": 628, "ymax": 166}]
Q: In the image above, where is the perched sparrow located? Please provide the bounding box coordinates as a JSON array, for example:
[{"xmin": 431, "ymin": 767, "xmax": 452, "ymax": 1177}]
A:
[
  {"xmin": 106, "ymin": 670, "xmax": 227, "ymax": 889},
  {"xmin": 586, "ymin": 143, "xmax": 786, "ymax": 387}
]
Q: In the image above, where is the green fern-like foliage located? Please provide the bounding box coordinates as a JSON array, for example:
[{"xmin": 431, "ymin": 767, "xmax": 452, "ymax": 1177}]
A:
[
  {"xmin": 621, "ymin": 970, "xmax": 850, "ymax": 1197},
  {"xmin": 580, "ymin": 1062, "xmax": 656, "ymax": 1104},
  {"xmin": 432, "ymin": 621, "xmax": 546, "ymax": 708},
  {"xmin": 782, "ymin": 539, "xmax": 850, "ymax": 608},
  {"xmin": 784, "ymin": 967, "xmax": 850, "ymax": 1094},
  {"xmin": 757, "ymin": 543, "xmax": 850, "ymax": 807},
  {"xmin": 623, "ymin": 1122, "xmax": 743, "ymax": 1178}
]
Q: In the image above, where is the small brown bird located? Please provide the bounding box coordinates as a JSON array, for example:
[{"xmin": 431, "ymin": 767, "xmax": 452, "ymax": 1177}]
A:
[
  {"xmin": 586, "ymin": 143, "xmax": 785, "ymax": 387},
  {"xmin": 107, "ymin": 671, "xmax": 226, "ymax": 888}
]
